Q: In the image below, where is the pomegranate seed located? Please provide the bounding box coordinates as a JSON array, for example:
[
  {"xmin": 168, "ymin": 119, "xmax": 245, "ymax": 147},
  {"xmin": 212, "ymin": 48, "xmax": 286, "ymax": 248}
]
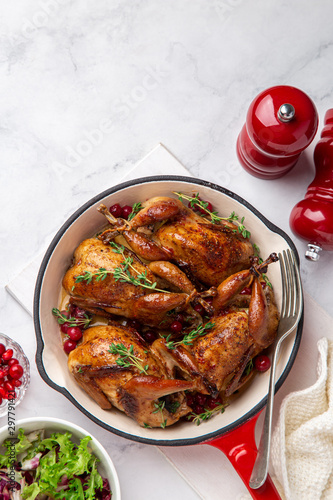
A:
[
  {"xmin": 121, "ymin": 205, "xmax": 133, "ymax": 220},
  {"xmin": 12, "ymin": 379, "xmax": 22, "ymax": 387},
  {"xmin": 2, "ymin": 349, "xmax": 13, "ymax": 362},
  {"xmin": 8, "ymin": 358, "xmax": 19, "ymax": 367},
  {"xmin": 66, "ymin": 327, "xmax": 83, "ymax": 342},
  {"xmin": 7, "ymin": 391, "xmax": 16, "ymax": 400},
  {"xmin": 63, "ymin": 339, "xmax": 77, "ymax": 354},
  {"xmin": 0, "ymin": 387, "xmax": 6, "ymax": 398},
  {"xmin": 0, "ymin": 369, "xmax": 6, "ymax": 380},
  {"xmin": 254, "ymin": 354, "xmax": 271, "ymax": 372},
  {"xmin": 4, "ymin": 381, "xmax": 14, "ymax": 392},
  {"xmin": 109, "ymin": 203, "xmax": 122, "ymax": 218},
  {"xmin": 0, "ymin": 344, "xmax": 5, "ymax": 357},
  {"xmin": 9, "ymin": 364, "xmax": 24, "ymax": 380},
  {"xmin": 170, "ymin": 321, "xmax": 183, "ymax": 334}
]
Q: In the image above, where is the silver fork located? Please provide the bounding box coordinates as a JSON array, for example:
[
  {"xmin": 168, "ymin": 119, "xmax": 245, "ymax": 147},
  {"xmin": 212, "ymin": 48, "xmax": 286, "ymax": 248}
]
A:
[{"xmin": 249, "ymin": 249, "xmax": 303, "ymax": 489}]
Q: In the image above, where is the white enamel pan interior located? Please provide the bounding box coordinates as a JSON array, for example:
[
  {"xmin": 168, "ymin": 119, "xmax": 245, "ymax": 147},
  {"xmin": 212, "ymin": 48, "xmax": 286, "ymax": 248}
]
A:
[{"xmin": 34, "ymin": 175, "xmax": 303, "ymax": 446}]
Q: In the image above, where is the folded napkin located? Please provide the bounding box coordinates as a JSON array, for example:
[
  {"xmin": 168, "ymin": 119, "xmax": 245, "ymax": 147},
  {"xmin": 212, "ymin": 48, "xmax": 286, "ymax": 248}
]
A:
[{"xmin": 271, "ymin": 337, "xmax": 333, "ymax": 500}]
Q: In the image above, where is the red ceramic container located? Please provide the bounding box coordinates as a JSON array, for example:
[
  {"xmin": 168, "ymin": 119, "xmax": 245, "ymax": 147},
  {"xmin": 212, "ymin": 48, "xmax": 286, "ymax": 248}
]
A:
[
  {"xmin": 237, "ymin": 85, "xmax": 318, "ymax": 179},
  {"xmin": 290, "ymin": 109, "xmax": 333, "ymax": 260}
]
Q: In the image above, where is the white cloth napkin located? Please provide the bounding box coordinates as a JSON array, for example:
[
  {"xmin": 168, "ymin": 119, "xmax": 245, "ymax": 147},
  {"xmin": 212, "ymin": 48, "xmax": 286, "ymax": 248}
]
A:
[{"xmin": 271, "ymin": 337, "xmax": 333, "ymax": 500}]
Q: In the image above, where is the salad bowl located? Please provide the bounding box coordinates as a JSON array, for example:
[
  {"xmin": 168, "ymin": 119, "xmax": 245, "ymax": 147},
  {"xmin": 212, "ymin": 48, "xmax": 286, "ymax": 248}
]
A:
[{"xmin": 0, "ymin": 416, "xmax": 121, "ymax": 499}]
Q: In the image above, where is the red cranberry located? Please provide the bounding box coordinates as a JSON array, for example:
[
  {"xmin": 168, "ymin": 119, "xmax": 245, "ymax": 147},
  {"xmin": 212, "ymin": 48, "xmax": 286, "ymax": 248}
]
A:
[
  {"xmin": 74, "ymin": 307, "xmax": 87, "ymax": 319},
  {"xmin": 9, "ymin": 364, "xmax": 24, "ymax": 380},
  {"xmin": 192, "ymin": 197, "xmax": 213, "ymax": 215},
  {"xmin": 170, "ymin": 321, "xmax": 183, "ymax": 334},
  {"xmin": 109, "ymin": 203, "xmax": 122, "ymax": 218},
  {"xmin": 127, "ymin": 319, "xmax": 141, "ymax": 331},
  {"xmin": 63, "ymin": 339, "xmax": 77, "ymax": 354},
  {"xmin": 240, "ymin": 287, "xmax": 252, "ymax": 295},
  {"xmin": 194, "ymin": 393, "xmax": 207, "ymax": 406},
  {"xmin": 206, "ymin": 395, "xmax": 223, "ymax": 410},
  {"xmin": 254, "ymin": 354, "xmax": 271, "ymax": 372},
  {"xmin": 143, "ymin": 330, "xmax": 158, "ymax": 343},
  {"xmin": 66, "ymin": 327, "xmax": 83, "ymax": 342},
  {"xmin": 121, "ymin": 205, "xmax": 133, "ymax": 220},
  {"xmin": 186, "ymin": 394, "xmax": 195, "ymax": 407},
  {"xmin": 174, "ymin": 314, "xmax": 184, "ymax": 324},
  {"xmin": 193, "ymin": 404, "xmax": 204, "ymax": 415},
  {"xmin": 194, "ymin": 303, "xmax": 204, "ymax": 315},
  {"xmin": 60, "ymin": 322, "xmax": 70, "ymax": 334}
]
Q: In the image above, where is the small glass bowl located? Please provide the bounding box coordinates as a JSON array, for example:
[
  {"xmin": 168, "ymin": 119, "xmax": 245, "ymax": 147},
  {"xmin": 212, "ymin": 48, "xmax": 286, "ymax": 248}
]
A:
[{"xmin": 0, "ymin": 333, "xmax": 30, "ymax": 417}]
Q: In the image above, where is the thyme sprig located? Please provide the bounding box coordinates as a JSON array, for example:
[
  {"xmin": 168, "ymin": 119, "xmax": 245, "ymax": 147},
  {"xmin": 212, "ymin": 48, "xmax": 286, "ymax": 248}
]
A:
[
  {"xmin": 188, "ymin": 403, "xmax": 225, "ymax": 426},
  {"xmin": 52, "ymin": 307, "xmax": 91, "ymax": 329},
  {"xmin": 174, "ymin": 192, "xmax": 251, "ymax": 238},
  {"xmin": 252, "ymin": 244, "xmax": 273, "ymax": 289},
  {"xmin": 74, "ymin": 242, "xmax": 170, "ymax": 293},
  {"xmin": 166, "ymin": 321, "xmax": 215, "ymax": 350},
  {"xmin": 153, "ymin": 400, "xmax": 167, "ymax": 429},
  {"xmin": 128, "ymin": 202, "xmax": 143, "ymax": 221},
  {"xmin": 109, "ymin": 342, "xmax": 149, "ymax": 374}
]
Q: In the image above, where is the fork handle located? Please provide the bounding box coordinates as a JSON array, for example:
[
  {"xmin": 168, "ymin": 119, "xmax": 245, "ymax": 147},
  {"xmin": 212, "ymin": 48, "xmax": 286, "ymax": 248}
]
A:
[{"xmin": 249, "ymin": 342, "xmax": 281, "ymax": 489}]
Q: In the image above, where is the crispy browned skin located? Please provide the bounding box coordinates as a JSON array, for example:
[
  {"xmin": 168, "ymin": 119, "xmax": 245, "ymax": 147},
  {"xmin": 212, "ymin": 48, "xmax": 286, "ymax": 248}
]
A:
[
  {"xmin": 190, "ymin": 283, "xmax": 279, "ymax": 394},
  {"xmin": 98, "ymin": 196, "xmax": 254, "ymax": 287},
  {"xmin": 68, "ymin": 324, "xmax": 195, "ymax": 427},
  {"xmin": 62, "ymin": 238, "xmax": 188, "ymax": 326}
]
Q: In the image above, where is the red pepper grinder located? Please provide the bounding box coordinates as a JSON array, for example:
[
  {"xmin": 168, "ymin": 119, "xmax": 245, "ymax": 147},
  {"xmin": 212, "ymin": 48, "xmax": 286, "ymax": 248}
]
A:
[
  {"xmin": 289, "ymin": 109, "xmax": 333, "ymax": 261},
  {"xmin": 237, "ymin": 85, "xmax": 319, "ymax": 179}
]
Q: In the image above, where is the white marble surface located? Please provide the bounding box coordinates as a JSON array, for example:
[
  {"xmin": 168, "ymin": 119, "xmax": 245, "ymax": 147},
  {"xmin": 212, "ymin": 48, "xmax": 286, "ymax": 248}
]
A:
[{"xmin": 1, "ymin": 1, "xmax": 333, "ymax": 499}]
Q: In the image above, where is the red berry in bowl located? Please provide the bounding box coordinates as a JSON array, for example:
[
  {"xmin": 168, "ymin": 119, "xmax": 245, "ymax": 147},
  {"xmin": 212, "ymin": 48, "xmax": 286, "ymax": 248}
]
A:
[
  {"xmin": 0, "ymin": 344, "xmax": 5, "ymax": 357},
  {"xmin": 109, "ymin": 203, "xmax": 122, "ymax": 218},
  {"xmin": 9, "ymin": 364, "xmax": 24, "ymax": 380},
  {"xmin": 8, "ymin": 358, "xmax": 19, "ymax": 367},
  {"xmin": 121, "ymin": 205, "xmax": 133, "ymax": 220},
  {"xmin": 254, "ymin": 354, "xmax": 271, "ymax": 372},
  {"xmin": 2, "ymin": 349, "xmax": 13, "ymax": 362}
]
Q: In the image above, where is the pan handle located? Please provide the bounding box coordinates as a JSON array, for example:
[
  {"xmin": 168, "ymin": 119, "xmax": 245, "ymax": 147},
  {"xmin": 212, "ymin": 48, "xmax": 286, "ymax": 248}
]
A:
[{"xmin": 206, "ymin": 412, "xmax": 281, "ymax": 499}]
